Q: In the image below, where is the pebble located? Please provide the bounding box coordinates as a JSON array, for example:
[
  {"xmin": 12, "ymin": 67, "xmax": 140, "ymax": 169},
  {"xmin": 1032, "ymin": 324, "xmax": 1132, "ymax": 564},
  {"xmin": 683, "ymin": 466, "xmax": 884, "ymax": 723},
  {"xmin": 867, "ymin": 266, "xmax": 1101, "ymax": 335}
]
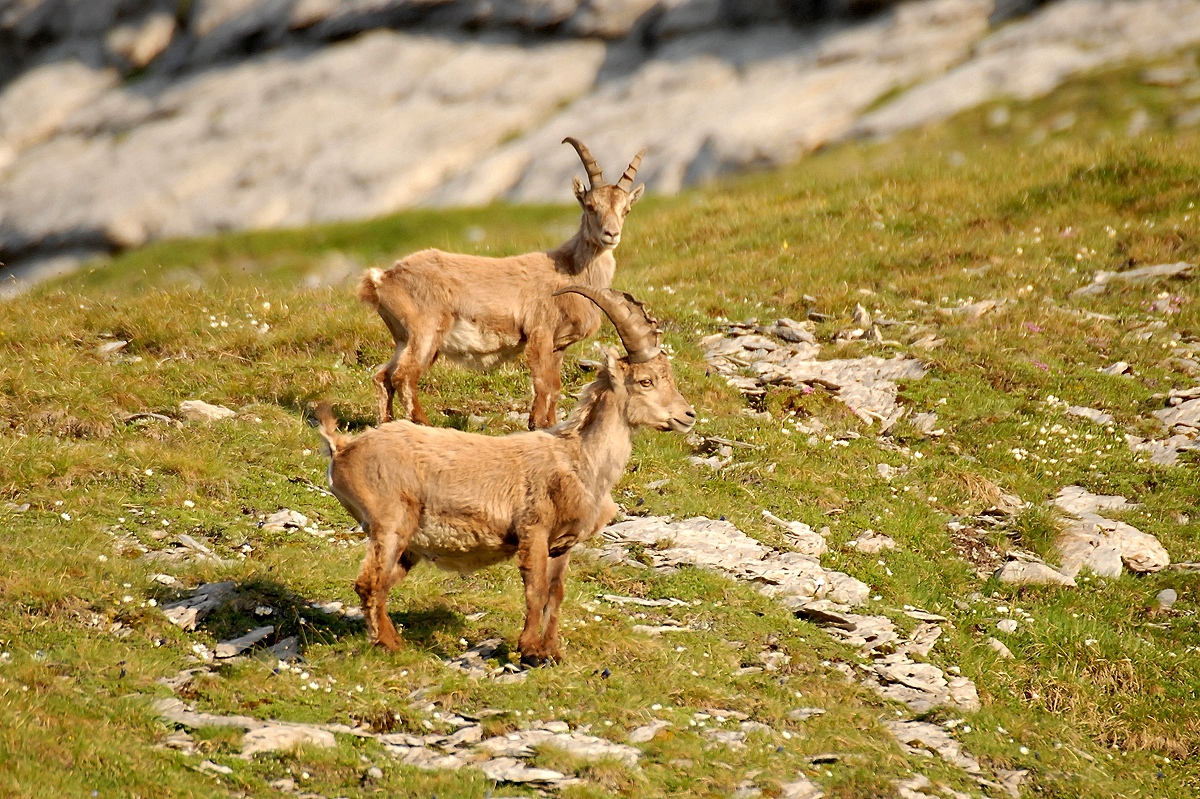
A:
[
  {"xmin": 996, "ymin": 619, "xmax": 1019, "ymax": 633},
  {"xmin": 1155, "ymin": 588, "xmax": 1178, "ymax": 610}
]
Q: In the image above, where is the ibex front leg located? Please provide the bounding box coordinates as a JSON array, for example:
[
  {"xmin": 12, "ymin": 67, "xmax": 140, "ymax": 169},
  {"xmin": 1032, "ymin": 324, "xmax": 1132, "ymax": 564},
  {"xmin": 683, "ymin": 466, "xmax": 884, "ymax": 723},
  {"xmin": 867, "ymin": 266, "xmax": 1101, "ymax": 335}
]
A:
[{"xmin": 516, "ymin": 528, "xmax": 551, "ymax": 665}]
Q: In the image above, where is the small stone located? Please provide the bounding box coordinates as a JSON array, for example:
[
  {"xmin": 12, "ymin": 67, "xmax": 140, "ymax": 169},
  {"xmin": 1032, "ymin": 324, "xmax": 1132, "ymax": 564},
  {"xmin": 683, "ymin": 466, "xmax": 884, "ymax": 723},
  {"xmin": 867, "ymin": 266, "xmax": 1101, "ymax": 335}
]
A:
[
  {"xmin": 987, "ymin": 637, "xmax": 1014, "ymax": 659},
  {"xmin": 996, "ymin": 619, "xmax": 1018, "ymax": 633},
  {"xmin": 1099, "ymin": 361, "xmax": 1132, "ymax": 376},
  {"xmin": 198, "ymin": 760, "xmax": 233, "ymax": 775},
  {"xmin": 179, "ymin": 400, "xmax": 236, "ymax": 422},
  {"xmin": 366, "ymin": 766, "xmax": 383, "ymax": 780},
  {"xmin": 242, "ymin": 724, "xmax": 336, "ymax": 758},
  {"xmin": 787, "ymin": 707, "xmax": 826, "ymax": 722},
  {"xmin": 846, "ymin": 530, "xmax": 896, "ymax": 554},
  {"xmin": 1155, "ymin": 588, "xmax": 1178, "ymax": 610},
  {"xmin": 628, "ymin": 720, "xmax": 672, "ymax": 743},
  {"xmin": 995, "ymin": 560, "xmax": 1075, "ymax": 587}
]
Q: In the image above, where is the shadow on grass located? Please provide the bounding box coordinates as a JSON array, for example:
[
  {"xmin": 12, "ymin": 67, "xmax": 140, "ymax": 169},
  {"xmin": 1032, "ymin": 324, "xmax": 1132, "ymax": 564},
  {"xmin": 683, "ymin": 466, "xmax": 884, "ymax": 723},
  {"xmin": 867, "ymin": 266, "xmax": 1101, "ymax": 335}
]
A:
[{"xmin": 149, "ymin": 577, "xmax": 467, "ymax": 659}]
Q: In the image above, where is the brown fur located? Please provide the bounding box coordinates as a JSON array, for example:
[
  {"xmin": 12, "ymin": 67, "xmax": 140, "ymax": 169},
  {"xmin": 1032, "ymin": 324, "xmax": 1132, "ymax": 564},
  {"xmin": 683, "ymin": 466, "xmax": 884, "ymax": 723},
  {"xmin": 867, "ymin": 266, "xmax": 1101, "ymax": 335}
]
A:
[
  {"xmin": 362, "ymin": 149, "xmax": 645, "ymax": 430},
  {"xmin": 319, "ymin": 348, "xmax": 693, "ymax": 664}
]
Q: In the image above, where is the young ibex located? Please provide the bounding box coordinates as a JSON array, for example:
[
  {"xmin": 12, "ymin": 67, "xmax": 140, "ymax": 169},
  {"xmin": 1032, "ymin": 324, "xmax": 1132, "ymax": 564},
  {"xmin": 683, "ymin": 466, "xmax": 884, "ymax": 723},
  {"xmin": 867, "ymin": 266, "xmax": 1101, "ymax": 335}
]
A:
[
  {"xmin": 317, "ymin": 287, "xmax": 694, "ymax": 665},
  {"xmin": 359, "ymin": 138, "xmax": 646, "ymax": 429}
]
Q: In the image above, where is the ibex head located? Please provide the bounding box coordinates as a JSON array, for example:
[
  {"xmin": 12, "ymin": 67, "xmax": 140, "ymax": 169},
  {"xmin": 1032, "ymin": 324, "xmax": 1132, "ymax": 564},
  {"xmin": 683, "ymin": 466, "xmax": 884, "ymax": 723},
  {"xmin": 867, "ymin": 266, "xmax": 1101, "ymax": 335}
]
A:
[
  {"xmin": 563, "ymin": 137, "xmax": 646, "ymax": 251},
  {"xmin": 555, "ymin": 286, "xmax": 695, "ymax": 433}
]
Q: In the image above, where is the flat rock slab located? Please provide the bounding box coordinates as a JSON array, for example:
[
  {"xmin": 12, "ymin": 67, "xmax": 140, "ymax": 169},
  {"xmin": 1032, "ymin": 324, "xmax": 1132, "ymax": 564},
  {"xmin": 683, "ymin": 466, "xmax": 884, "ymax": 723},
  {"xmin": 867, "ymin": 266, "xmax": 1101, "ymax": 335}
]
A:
[
  {"xmin": 161, "ymin": 581, "xmax": 237, "ymax": 630},
  {"xmin": 1071, "ymin": 262, "xmax": 1195, "ymax": 297},
  {"xmin": 702, "ymin": 323, "xmax": 927, "ymax": 428},
  {"xmin": 995, "ymin": 560, "xmax": 1076, "ymax": 586},
  {"xmin": 242, "ymin": 724, "xmax": 336, "ymax": 758},
  {"xmin": 886, "ymin": 720, "xmax": 981, "ymax": 774},
  {"xmin": 600, "ymin": 516, "xmax": 868, "ymax": 606},
  {"xmin": 215, "ymin": 625, "xmax": 275, "ymax": 658},
  {"xmin": 1051, "ymin": 486, "xmax": 1170, "ymax": 575},
  {"xmin": 179, "ymin": 400, "xmax": 237, "ymax": 422}
]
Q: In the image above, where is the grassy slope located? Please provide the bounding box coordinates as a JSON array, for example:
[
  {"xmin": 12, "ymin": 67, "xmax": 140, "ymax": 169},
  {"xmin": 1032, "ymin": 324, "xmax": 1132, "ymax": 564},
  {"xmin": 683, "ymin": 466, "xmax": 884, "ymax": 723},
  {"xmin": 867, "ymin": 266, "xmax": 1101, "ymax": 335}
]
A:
[{"xmin": 2, "ymin": 52, "xmax": 1199, "ymax": 798}]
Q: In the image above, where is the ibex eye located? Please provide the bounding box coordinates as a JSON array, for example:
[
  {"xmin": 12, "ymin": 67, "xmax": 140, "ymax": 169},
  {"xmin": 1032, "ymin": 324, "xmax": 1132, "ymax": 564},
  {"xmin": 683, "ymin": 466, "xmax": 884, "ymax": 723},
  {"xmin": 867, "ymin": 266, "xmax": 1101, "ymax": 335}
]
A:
[{"xmin": 639, "ymin": 379, "xmax": 654, "ymax": 388}]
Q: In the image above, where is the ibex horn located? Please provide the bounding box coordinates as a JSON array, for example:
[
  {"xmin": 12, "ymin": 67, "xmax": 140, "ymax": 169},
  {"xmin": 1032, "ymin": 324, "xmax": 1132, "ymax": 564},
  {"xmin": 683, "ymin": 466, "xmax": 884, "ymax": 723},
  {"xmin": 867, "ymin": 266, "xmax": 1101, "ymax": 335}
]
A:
[
  {"xmin": 616, "ymin": 148, "xmax": 646, "ymax": 191},
  {"xmin": 562, "ymin": 137, "xmax": 604, "ymax": 187},
  {"xmin": 555, "ymin": 286, "xmax": 661, "ymax": 364}
]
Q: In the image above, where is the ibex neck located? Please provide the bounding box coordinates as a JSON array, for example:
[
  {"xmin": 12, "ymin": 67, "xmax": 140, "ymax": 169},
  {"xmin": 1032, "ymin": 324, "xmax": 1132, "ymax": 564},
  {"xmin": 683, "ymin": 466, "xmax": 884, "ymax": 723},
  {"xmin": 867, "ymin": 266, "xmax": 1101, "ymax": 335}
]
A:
[
  {"xmin": 575, "ymin": 387, "xmax": 633, "ymax": 495},
  {"xmin": 554, "ymin": 233, "xmax": 615, "ymax": 285}
]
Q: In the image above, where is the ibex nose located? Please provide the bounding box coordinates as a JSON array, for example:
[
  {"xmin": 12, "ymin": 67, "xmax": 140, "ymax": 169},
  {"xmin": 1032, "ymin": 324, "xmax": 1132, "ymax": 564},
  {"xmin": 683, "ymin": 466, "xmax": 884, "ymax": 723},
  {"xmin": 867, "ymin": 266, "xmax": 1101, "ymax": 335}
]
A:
[{"xmin": 685, "ymin": 408, "xmax": 696, "ymax": 419}]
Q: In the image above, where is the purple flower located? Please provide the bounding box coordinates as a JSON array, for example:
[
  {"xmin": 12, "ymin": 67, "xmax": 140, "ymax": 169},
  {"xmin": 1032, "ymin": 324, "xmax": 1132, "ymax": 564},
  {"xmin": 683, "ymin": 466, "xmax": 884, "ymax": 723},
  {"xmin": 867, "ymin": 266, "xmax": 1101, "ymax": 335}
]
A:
[{"xmin": 1031, "ymin": 360, "xmax": 1049, "ymax": 371}]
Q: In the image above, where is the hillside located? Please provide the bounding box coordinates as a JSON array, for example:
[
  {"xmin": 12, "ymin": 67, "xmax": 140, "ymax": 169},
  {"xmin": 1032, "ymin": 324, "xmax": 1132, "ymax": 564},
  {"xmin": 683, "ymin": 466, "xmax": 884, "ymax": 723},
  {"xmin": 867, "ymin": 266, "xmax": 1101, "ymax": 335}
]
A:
[{"xmin": 1, "ymin": 50, "xmax": 1198, "ymax": 799}]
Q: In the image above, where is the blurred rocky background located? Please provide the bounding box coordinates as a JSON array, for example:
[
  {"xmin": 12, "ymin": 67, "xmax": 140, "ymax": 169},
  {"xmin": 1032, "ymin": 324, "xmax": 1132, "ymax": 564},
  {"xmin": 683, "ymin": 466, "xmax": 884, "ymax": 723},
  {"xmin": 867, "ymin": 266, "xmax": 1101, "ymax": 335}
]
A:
[{"xmin": 2, "ymin": 0, "xmax": 1200, "ymax": 283}]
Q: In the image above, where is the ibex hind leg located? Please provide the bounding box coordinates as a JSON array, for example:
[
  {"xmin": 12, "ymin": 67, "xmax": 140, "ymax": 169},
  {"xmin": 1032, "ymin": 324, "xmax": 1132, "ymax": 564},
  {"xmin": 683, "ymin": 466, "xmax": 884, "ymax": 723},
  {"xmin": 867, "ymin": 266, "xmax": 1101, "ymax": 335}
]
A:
[
  {"xmin": 391, "ymin": 330, "xmax": 442, "ymax": 426},
  {"xmin": 354, "ymin": 513, "xmax": 416, "ymax": 651},
  {"xmin": 374, "ymin": 353, "xmax": 399, "ymax": 424}
]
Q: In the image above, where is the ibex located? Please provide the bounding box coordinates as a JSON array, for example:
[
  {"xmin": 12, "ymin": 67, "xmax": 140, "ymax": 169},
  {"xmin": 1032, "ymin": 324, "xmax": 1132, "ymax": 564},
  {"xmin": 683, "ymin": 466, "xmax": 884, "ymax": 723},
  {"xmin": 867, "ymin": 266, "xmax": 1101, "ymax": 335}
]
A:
[
  {"xmin": 359, "ymin": 138, "xmax": 646, "ymax": 429},
  {"xmin": 317, "ymin": 288, "xmax": 694, "ymax": 665}
]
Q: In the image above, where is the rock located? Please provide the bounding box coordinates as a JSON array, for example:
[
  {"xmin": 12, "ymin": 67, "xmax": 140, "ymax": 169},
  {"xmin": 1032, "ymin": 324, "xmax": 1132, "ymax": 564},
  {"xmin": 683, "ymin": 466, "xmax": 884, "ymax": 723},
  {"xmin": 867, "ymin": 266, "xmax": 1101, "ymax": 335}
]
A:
[
  {"xmin": 198, "ymin": 759, "xmax": 233, "ymax": 775},
  {"xmin": 179, "ymin": 400, "xmax": 237, "ymax": 422},
  {"xmin": 846, "ymin": 530, "xmax": 896, "ymax": 554},
  {"xmin": 1056, "ymin": 522, "xmax": 1124, "ymax": 579},
  {"xmin": 779, "ymin": 775, "xmax": 826, "ymax": 799},
  {"xmin": 261, "ymin": 509, "xmax": 309, "ymax": 532},
  {"xmin": 702, "ymin": 728, "xmax": 748, "ymax": 751},
  {"xmin": 106, "ymin": 13, "xmax": 177, "ymax": 68},
  {"xmin": 1099, "ymin": 361, "xmax": 1132, "ymax": 376},
  {"xmin": 215, "ymin": 625, "xmax": 275, "ymax": 658},
  {"xmin": 996, "ymin": 618, "xmax": 1018, "ymax": 633},
  {"xmin": 0, "ymin": 61, "xmax": 119, "ymax": 158},
  {"xmin": 886, "ymin": 719, "xmax": 981, "ymax": 773},
  {"xmin": 628, "ymin": 719, "xmax": 672, "ymax": 743},
  {"xmin": 161, "ymin": 581, "xmax": 237, "ymax": 630},
  {"xmin": 987, "ymin": 636, "xmax": 1014, "ymax": 658},
  {"xmin": 242, "ymin": 723, "xmax": 337, "ymax": 758},
  {"xmin": 366, "ymin": 766, "xmax": 383, "ymax": 779},
  {"xmin": 995, "ymin": 768, "xmax": 1029, "ymax": 799},
  {"xmin": 1071, "ymin": 262, "xmax": 1195, "ymax": 297},
  {"xmin": 601, "ymin": 516, "xmax": 868, "ymax": 607},
  {"xmin": 1066, "ymin": 405, "xmax": 1114, "ymax": 425},
  {"xmin": 897, "ymin": 623, "xmax": 941, "ymax": 657},
  {"xmin": 1156, "ymin": 588, "xmax": 1178, "ymax": 610},
  {"xmin": 1054, "ymin": 485, "xmax": 1134, "ymax": 515},
  {"xmin": 264, "ymin": 635, "xmax": 301, "ymax": 662},
  {"xmin": 762, "ymin": 510, "xmax": 828, "ymax": 557},
  {"xmin": 995, "ymin": 560, "xmax": 1076, "ymax": 587},
  {"xmin": 787, "ymin": 707, "xmax": 826, "ymax": 721},
  {"xmin": 478, "ymin": 757, "xmax": 569, "ymax": 785},
  {"xmin": 1155, "ymin": 397, "xmax": 1200, "ymax": 434},
  {"xmin": 948, "ymin": 675, "xmax": 980, "ymax": 711},
  {"xmin": 856, "ymin": 1, "xmax": 1200, "ymax": 139}
]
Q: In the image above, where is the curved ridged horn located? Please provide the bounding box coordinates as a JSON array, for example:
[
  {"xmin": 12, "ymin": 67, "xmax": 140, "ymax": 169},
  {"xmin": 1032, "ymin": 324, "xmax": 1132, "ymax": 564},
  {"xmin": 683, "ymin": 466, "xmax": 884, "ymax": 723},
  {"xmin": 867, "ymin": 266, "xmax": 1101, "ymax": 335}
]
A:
[
  {"xmin": 554, "ymin": 286, "xmax": 661, "ymax": 364},
  {"xmin": 562, "ymin": 137, "xmax": 604, "ymax": 187},
  {"xmin": 615, "ymin": 148, "xmax": 646, "ymax": 191}
]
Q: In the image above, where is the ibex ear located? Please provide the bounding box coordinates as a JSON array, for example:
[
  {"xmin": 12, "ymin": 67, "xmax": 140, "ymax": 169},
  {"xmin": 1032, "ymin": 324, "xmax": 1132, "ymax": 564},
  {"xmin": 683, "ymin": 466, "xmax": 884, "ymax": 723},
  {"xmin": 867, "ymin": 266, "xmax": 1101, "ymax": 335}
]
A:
[
  {"xmin": 628, "ymin": 183, "xmax": 645, "ymax": 204},
  {"xmin": 573, "ymin": 176, "xmax": 588, "ymax": 204},
  {"xmin": 601, "ymin": 346, "xmax": 625, "ymax": 380}
]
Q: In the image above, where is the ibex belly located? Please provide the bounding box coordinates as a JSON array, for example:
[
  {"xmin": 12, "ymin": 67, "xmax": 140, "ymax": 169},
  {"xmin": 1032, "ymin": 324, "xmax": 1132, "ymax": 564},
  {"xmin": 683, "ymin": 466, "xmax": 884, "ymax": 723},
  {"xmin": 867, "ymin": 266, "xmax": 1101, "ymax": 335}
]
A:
[
  {"xmin": 408, "ymin": 516, "xmax": 516, "ymax": 574},
  {"xmin": 441, "ymin": 319, "xmax": 524, "ymax": 371}
]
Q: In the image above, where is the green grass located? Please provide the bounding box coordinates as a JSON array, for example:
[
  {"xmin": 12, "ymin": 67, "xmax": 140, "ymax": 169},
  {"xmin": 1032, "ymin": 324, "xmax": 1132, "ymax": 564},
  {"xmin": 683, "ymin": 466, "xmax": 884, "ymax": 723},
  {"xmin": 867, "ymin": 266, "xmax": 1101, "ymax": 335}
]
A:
[{"xmin": 3, "ymin": 51, "xmax": 1200, "ymax": 798}]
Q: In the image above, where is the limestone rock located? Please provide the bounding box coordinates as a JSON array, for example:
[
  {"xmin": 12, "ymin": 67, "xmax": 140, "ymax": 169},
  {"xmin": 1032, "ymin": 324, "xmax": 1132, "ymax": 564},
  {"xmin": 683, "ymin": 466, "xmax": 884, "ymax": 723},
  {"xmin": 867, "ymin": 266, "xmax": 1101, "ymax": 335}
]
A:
[
  {"xmin": 995, "ymin": 560, "xmax": 1076, "ymax": 587},
  {"xmin": 216, "ymin": 625, "xmax": 275, "ymax": 658},
  {"xmin": 241, "ymin": 723, "xmax": 336, "ymax": 758},
  {"xmin": 106, "ymin": 13, "xmax": 177, "ymax": 68},
  {"xmin": 162, "ymin": 581, "xmax": 237, "ymax": 630},
  {"xmin": 179, "ymin": 400, "xmax": 237, "ymax": 422},
  {"xmin": 1071, "ymin": 261, "xmax": 1195, "ymax": 297},
  {"xmin": 0, "ymin": 61, "xmax": 119, "ymax": 159},
  {"xmin": 846, "ymin": 530, "xmax": 896, "ymax": 554},
  {"xmin": 628, "ymin": 719, "xmax": 671, "ymax": 743}
]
